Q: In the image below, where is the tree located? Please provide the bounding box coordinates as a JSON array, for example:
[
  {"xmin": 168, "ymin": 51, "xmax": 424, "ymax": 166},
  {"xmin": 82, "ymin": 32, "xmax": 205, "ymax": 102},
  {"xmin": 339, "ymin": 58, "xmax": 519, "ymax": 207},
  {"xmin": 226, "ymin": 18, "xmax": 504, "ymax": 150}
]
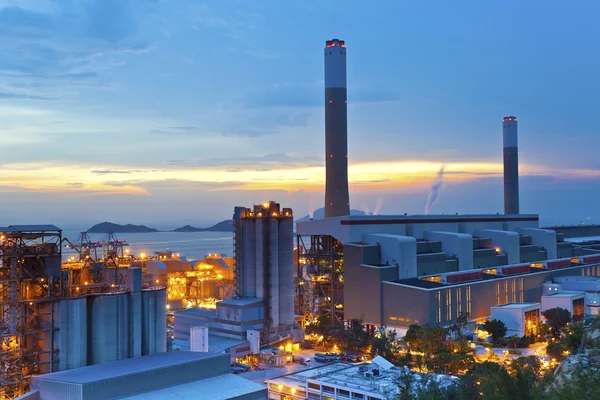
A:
[
  {"xmin": 448, "ymin": 312, "xmax": 470, "ymax": 340},
  {"xmin": 541, "ymin": 308, "xmax": 571, "ymax": 339},
  {"xmin": 396, "ymin": 368, "xmax": 416, "ymax": 400},
  {"xmin": 372, "ymin": 327, "xmax": 403, "ymax": 364},
  {"xmin": 459, "ymin": 362, "xmax": 519, "ymax": 400},
  {"xmin": 343, "ymin": 318, "xmax": 373, "ymax": 353},
  {"xmin": 483, "ymin": 319, "xmax": 507, "ymax": 342}
]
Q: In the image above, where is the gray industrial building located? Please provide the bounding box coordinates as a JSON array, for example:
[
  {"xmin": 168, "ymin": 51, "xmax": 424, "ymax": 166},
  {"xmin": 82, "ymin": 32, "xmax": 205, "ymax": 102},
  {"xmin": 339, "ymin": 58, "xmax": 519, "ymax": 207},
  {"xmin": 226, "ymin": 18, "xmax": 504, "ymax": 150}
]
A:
[
  {"xmin": 173, "ymin": 201, "xmax": 297, "ymax": 358},
  {"xmin": 19, "ymin": 351, "xmax": 266, "ymax": 400},
  {"xmin": 297, "ymin": 214, "xmax": 600, "ymax": 332}
]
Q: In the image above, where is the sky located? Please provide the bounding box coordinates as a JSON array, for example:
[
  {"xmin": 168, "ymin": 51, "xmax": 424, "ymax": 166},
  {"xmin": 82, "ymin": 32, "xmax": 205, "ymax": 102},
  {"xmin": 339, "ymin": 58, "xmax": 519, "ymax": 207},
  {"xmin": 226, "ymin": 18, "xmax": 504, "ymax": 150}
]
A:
[{"xmin": 1, "ymin": 0, "xmax": 599, "ymax": 229}]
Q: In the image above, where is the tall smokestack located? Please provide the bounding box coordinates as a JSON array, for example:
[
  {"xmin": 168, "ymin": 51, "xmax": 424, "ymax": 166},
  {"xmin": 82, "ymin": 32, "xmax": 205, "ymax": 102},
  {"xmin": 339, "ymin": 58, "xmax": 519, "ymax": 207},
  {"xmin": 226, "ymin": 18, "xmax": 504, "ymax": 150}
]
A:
[
  {"xmin": 324, "ymin": 39, "xmax": 350, "ymax": 218},
  {"xmin": 503, "ymin": 116, "xmax": 519, "ymax": 214}
]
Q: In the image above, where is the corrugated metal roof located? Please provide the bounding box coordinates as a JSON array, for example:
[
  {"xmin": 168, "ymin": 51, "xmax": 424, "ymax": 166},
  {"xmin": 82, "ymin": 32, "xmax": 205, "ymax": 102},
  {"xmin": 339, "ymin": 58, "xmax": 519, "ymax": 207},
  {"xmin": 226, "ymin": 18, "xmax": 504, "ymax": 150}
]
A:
[
  {"xmin": 118, "ymin": 373, "xmax": 267, "ymax": 400},
  {"xmin": 34, "ymin": 351, "xmax": 221, "ymax": 384}
]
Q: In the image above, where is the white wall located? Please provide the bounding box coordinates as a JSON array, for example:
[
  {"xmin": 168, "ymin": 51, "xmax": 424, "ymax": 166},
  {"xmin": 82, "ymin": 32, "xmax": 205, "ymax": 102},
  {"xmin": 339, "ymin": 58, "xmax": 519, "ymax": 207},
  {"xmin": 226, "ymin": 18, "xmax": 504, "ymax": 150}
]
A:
[
  {"xmin": 517, "ymin": 228, "xmax": 557, "ymax": 259},
  {"xmin": 476, "ymin": 229, "xmax": 520, "ymax": 264},
  {"xmin": 424, "ymin": 231, "xmax": 474, "ymax": 270},
  {"xmin": 408, "ymin": 222, "xmax": 459, "ymax": 238},
  {"xmin": 490, "ymin": 307, "xmax": 530, "ymax": 337},
  {"xmin": 541, "ymin": 294, "xmax": 584, "ymax": 315},
  {"xmin": 363, "ymin": 234, "xmax": 417, "ymax": 279}
]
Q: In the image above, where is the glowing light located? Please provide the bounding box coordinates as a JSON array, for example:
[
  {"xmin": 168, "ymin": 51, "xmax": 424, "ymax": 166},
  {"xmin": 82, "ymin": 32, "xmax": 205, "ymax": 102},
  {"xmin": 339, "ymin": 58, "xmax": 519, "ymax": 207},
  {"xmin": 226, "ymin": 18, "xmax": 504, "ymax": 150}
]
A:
[{"xmin": 140, "ymin": 253, "xmax": 146, "ymax": 259}]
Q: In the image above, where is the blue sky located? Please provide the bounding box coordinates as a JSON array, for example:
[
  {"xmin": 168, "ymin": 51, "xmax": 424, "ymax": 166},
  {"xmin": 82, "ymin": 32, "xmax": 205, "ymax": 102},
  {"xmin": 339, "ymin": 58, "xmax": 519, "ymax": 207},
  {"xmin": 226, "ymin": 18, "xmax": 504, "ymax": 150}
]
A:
[{"xmin": 0, "ymin": 0, "xmax": 599, "ymax": 228}]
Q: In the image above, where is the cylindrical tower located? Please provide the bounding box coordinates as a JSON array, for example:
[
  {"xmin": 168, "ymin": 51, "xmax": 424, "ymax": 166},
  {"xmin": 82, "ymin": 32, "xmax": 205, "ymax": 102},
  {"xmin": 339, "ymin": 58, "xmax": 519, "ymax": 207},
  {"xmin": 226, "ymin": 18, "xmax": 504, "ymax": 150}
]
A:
[
  {"xmin": 324, "ymin": 39, "xmax": 350, "ymax": 218},
  {"xmin": 503, "ymin": 116, "xmax": 519, "ymax": 214}
]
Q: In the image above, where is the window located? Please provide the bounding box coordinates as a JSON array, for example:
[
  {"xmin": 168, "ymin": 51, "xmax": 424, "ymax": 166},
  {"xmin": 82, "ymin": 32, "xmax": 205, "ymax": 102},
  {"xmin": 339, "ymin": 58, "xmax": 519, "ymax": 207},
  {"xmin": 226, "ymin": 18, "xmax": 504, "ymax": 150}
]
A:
[
  {"xmin": 323, "ymin": 385, "xmax": 335, "ymax": 394},
  {"xmin": 456, "ymin": 287, "xmax": 462, "ymax": 317},
  {"xmin": 308, "ymin": 383, "xmax": 320, "ymax": 390},
  {"xmin": 466, "ymin": 286, "xmax": 472, "ymax": 315},
  {"xmin": 352, "ymin": 393, "xmax": 365, "ymax": 399},
  {"xmin": 519, "ymin": 278, "xmax": 524, "ymax": 302},
  {"xmin": 496, "ymin": 282, "xmax": 500, "ymax": 305},
  {"xmin": 338, "ymin": 389, "xmax": 350, "ymax": 397},
  {"xmin": 446, "ymin": 289, "xmax": 452, "ymax": 321},
  {"xmin": 436, "ymin": 291, "xmax": 441, "ymax": 323},
  {"xmin": 512, "ymin": 279, "xmax": 517, "ymax": 303},
  {"xmin": 503, "ymin": 280, "xmax": 508, "ymax": 304}
]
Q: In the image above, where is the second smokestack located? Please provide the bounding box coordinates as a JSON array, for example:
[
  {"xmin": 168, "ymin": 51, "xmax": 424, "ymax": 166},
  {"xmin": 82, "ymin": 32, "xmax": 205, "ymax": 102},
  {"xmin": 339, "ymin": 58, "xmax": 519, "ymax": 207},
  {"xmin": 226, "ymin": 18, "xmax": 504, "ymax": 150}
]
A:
[{"xmin": 503, "ymin": 116, "xmax": 519, "ymax": 214}]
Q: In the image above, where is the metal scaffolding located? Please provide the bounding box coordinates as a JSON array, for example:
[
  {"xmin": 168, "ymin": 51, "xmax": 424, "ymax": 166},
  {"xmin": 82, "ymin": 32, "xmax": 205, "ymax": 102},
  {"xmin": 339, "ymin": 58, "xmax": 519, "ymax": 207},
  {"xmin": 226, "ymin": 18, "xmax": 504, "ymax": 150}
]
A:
[
  {"xmin": 0, "ymin": 225, "xmax": 62, "ymax": 400},
  {"xmin": 295, "ymin": 234, "xmax": 344, "ymax": 327}
]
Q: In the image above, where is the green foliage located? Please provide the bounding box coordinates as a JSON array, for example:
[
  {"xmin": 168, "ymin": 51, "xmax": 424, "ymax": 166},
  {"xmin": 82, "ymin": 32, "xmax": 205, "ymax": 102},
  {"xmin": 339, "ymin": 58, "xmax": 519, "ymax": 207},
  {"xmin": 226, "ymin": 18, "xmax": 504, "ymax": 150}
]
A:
[
  {"xmin": 372, "ymin": 327, "xmax": 403, "ymax": 364},
  {"xmin": 343, "ymin": 318, "xmax": 373, "ymax": 353},
  {"xmin": 403, "ymin": 324, "xmax": 447, "ymax": 371},
  {"xmin": 483, "ymin": 319, "xmax": 507, "ymax": 342},
  {"xmin": 541, "ymin": 307, "xmax": 571, "ymax": 339}
]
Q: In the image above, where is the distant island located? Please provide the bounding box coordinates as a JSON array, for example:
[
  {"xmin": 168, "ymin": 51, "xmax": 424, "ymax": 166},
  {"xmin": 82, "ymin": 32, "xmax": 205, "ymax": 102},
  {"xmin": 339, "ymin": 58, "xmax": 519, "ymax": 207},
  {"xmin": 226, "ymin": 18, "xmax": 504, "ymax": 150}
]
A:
[
  {"xmin": 86, "ymin": 220, "xmax": 233, "ymax": 233},
  {"xmin": 171, "ymin": 220, "xmax": 233, "ymax": 232},
  {"xmin": 87, "ymin": 222, "xmax": 159, "ymax": 233}
]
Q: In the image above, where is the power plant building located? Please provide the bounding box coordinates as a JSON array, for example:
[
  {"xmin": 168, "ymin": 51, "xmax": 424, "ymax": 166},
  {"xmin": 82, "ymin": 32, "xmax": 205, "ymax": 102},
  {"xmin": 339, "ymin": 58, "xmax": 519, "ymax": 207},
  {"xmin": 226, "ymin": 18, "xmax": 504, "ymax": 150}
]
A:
[
  {"xmin": 0, "ymin": 225, "xmax": 166, "ymax": 400},
  {"xmin": 296, "ymin": 214, "xmax": 600, "ymax": 333}
]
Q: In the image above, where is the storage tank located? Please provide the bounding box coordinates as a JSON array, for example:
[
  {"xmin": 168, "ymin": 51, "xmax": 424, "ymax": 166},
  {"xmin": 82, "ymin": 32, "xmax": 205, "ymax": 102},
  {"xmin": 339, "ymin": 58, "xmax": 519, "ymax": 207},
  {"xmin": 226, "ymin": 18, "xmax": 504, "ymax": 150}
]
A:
[
  {"xmin": 141, "ymin": 288, "xmax": 167, "ymax": 355},
  {"xmin": 56, "ymin": 297, "xmax": 88, "ymax": 370},
  {"xmin": 278, "ymin": 216, "xmax": 294, "ymax": 326},
  {"xmin": 255, "ymin": 218, "xmax": 264, "ymax": 298},
  {"xmin": 269, "ymin": 218, "xmax": 279, "ymax": 327},
  {"xmin": 242, "ymin": 218, "xmax": 256, "ymax": 297},
  {"xmin": 89, "ymin": 292, "xmax": 130, "ymax": 364}
]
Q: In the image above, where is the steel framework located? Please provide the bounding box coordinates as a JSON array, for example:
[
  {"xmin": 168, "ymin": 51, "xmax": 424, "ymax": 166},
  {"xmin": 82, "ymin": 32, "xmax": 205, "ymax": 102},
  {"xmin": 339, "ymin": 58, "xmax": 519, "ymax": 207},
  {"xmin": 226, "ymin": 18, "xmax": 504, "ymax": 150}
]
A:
[
  {"xmin": 0, "ymin": 226, "xmax": 62, "ymax": 400},
  {"xmin": 295, "ymin": 234, "xmax": 344, "ymax": 327}
]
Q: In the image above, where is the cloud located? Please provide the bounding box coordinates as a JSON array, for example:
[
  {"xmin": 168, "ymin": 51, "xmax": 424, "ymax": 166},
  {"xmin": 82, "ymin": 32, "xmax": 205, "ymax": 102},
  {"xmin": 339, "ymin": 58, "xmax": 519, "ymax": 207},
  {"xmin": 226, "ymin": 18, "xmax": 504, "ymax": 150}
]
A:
[
  {"xmin": 0, "ymin": 1, "xmax": 155, "ymax": 98},
  {"xmin": 0, "ymin": 90, "xmax": 53, "ymax": 100}
]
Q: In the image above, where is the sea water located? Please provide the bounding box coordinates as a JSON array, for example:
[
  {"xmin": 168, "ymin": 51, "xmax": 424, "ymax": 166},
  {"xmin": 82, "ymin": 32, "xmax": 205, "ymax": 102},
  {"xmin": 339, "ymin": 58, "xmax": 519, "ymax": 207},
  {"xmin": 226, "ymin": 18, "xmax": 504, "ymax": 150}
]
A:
[{"xmin": 61, "ymin": 230, "xmax": 233, "ymax": 261}]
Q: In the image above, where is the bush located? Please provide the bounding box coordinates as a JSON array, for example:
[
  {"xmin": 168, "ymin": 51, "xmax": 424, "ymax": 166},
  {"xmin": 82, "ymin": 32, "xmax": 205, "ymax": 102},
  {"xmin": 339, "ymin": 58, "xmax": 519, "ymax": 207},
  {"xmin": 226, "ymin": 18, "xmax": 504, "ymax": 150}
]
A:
[{"xmin": 518, "ymin": 336, "xmax": 535, "ymax": 348}]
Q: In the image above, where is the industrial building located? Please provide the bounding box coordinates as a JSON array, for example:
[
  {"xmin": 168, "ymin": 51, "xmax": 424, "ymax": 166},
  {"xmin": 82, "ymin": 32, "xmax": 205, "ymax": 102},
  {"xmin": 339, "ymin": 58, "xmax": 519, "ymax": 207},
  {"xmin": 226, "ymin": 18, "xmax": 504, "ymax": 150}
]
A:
[
  {"xmin": 19, "ymin": 351, "xmax": 267, "ymax": 400},
  {"xmin": 266, "ymin": 357, "xmax": 453, "ymax": 400},
  {"xmin": 296, "ymin": 214, "xmax": 600, "ymax": 332},
  {"xmin": 0, "ymin": 225, "xmax": 166, "ymax": 400},
  {"xmin": 173, "ymin": 201, "xmax": 298, "ymax": 362},
  {"xmin": 490, "ymin": 303, "xmax": 541, "ymax": 337},
  {"xmin": 144, "ymin": 253, "xmax": 234, "ymax": 310},
  {"xmin": 292, "ymin": 39, "xmax": 600, "ymax": 334}
]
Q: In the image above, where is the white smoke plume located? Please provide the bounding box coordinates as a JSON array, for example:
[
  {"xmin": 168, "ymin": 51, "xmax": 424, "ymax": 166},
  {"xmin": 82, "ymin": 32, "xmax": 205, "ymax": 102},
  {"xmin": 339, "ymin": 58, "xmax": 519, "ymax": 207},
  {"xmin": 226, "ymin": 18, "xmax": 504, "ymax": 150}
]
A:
[
  {"xmin": 374, "ymin": 196, "xmax": 385, "ymax": 215},
  {"xmin": 424, "ymin": 165, "xmax": 446, "ymax": 215}
]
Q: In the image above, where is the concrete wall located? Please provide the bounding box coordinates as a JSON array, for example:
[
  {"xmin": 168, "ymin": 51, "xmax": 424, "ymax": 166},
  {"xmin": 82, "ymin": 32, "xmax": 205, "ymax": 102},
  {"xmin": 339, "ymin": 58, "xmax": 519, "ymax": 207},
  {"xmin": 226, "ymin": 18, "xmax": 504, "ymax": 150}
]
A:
[
  {"xmin": 547, "ymin": 225, "xmax": 600, "ymax": 238},
  {"xmin": 363, "ymin": 234, "xmax": 417, "ymax": 279},
  {"xmin": 381, "ymin": 282, "xmax": 434, "ymax": 328},
  {"xmin": 476, "ymin": 229, "xmax": 520, "ymax": 264},
  {"xmin": 343, "ymin": 264, "xmax": 397, "ymax": 325},
  {"xmin": 424, "ymin": 231, "xmax": 473, "ymax": 270},
  {"xmin": 407, "ymin": 222, "xmax": 459, "ymax": 238},
  {"xmin": 416, "ymin": 253, "xmax": 456, "ymax": 276},
  {"xmin": 473, "ymin": 248, "xmax": 499, "ymax": 269},
  {"xmin": 366, "ymin": 265, "xmax": 593, "ymax": 329},
  {"xmin": 517, "ymin": 228, "xmax": 557, "ymax": 259}
]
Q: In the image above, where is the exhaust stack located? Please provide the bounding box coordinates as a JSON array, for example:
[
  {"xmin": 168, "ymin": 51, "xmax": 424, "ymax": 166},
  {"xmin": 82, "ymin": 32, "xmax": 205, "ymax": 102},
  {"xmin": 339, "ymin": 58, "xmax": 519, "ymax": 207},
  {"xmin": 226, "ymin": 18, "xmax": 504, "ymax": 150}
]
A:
[
  {"xmin": 503, "ymin": 116, "xmax": 519, "ymax": 214},
  {"xmin": 324, "ymin": 39, "xmax": 350, "ymax": 218}
]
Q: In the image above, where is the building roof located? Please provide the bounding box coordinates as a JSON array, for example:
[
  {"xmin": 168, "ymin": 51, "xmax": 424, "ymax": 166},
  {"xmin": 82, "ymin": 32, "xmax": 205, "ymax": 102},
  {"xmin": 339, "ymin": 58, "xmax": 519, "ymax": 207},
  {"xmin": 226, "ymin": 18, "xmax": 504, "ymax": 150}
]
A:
[
  {"xmin": 218, "ymin": 297, "xmax": 263, "ymax": 307},
  {"xmin": 492, "ymin": 302, "xmax": 540, "ymax": 309},
  {"xmin": 174, "ymin": 335, "xmax": 247, "ymax": 353},
  {"xmin": 175, "ymin": 307, "xmax": 217, "ymax": 319},
  {"xmin": 33, "ymin": 352, "xmax": 221, "ymax": 384},
  {"xmin": 118, "ymin": 373, "xmax": 266, "ymax": 400},
  {"xmin": 543, "ymin": 292, "xmax": 585, "ymax": 299}
]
